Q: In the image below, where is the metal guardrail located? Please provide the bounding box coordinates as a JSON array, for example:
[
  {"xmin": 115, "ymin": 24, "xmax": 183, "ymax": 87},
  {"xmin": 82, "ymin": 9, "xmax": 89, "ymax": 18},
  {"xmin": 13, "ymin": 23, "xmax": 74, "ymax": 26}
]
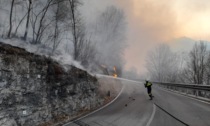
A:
[
  {"xmin": 153, "ymin": 82, "xmax": 210, "ymax": 91},
  {"xmin": 153, "ymin": 82, "xmax": 210, "ymax": 100}
]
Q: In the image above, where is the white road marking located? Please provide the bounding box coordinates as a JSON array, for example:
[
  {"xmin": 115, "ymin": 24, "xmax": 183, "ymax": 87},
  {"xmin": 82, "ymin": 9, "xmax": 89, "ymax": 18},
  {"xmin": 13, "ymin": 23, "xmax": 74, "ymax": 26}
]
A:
[
  {"xmin": 96, "ymin": 74, "xmax": 143, "ymax": 84},
  {"xmin": 63, "ymin": 83, "xmax": 125, "ymax": 126},
  {"xmin": 63, "ymin": 76, "xmax": 150, "ymax": 126},
  {"xmin": 146, "ymin": 104, "xmax": 156, "ymax": 126}
]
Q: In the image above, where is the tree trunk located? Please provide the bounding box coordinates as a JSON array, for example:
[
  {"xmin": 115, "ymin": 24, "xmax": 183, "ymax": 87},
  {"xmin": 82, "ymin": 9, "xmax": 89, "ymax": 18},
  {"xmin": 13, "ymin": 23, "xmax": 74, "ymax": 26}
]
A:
[
  {"xmin": 69, "ymin": 0, "xmax": 78, "ymax": 60},
  {"xmin": 52, "ymin": 2, "xmax": 60, "ymax": 54},
  {"xmin": 23, "ymin": 0, "xmax": 32, "ymax": 41},
  {"xmin": 14, "ymin": 12, "xmax": 28, "ymax": 35},
  {"xmin": 34, "ymin": 0, "xmax": 53, "ymax": 44},
  {"xmin": 7, "ymin": 0, "xmax": 15, "ymax": 38}
]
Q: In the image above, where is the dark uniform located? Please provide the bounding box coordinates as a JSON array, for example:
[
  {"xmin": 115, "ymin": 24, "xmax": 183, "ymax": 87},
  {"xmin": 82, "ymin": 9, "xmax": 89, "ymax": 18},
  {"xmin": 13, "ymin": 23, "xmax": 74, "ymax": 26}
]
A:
[{"xmin": 145, "ymin": 81, "xmax": 153, "ymax": 100}]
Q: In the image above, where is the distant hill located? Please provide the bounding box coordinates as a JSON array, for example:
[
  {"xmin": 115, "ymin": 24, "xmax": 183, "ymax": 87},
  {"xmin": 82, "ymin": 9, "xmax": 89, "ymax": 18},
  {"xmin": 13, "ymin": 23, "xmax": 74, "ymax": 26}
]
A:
[{"xmin": 169, "ymin": 37, "xmax": 210, "ymax": 52}]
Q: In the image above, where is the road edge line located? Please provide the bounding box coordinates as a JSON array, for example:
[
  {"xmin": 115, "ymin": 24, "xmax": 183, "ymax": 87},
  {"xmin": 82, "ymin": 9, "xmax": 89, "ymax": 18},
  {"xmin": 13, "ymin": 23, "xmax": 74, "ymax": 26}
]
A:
[
  {"xmin": 146, "ymin": 104, "xmax": 156, "ymax": 126},
  {"xmin": 63, "ymin": 83, "xmax": 125, "ymax": 126},
  {"xmin": 157, "ymin": 86, "xmax": 210, "ymax": 105},
  {"xmin": 96, "ymin": 74, "xmax": 142, "ymax": 84}
]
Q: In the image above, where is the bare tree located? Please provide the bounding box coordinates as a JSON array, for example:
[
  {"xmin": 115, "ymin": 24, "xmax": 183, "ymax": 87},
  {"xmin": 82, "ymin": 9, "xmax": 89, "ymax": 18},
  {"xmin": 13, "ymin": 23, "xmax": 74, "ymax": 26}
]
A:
[
  {"xmin": 77, "ymin": 29, "xmax": 97, "ymax": 68},
  {"xmin": 34, "ymin": 0, "xmax": 54, "ymax": 44},
  {"xmin": 205, "ymin": 52, "xmax": 210, "ymax": 85},
  {"xmin": 51, "ymin": 0, "xmax": 60, "ymax": 53},
  {"xmin": 7, "ymin": 0, "xmax": 15, "ymax": 38},
  {"xmin": 14, "ymin": 11, "xmax": 28, "ymax": 36},
  {"xmin": 90, "ymin": 6, "xmax": 127, "ymax": 75},
  {"xmin": 68, "ymin": 0, "xmax": 82, "ymax": 60},
  {"xmin": 185, "ymin": 41, "xmax": 207, "ymax": 84},
  {"xmin": 49, "ymin": 0, "xmax": 69, "ymax": 54},
  {"xmin": 48, "ymin": 0, "xmax": 94, "ymax": 61},
  {"xmin": 146, "ymin": 44, "xmax": 180, "ymax": 82},
  {"xmin": 27, "ymin": 0, "xmax": 58, "ymax": 44}
]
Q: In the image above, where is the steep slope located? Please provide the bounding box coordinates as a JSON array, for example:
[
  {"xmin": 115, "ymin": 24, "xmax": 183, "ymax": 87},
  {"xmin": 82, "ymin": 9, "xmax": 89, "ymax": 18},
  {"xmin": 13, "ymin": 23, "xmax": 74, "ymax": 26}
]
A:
[{"xmin": 0, "ymin": 42, "xmax": 104, "ymax": 126}]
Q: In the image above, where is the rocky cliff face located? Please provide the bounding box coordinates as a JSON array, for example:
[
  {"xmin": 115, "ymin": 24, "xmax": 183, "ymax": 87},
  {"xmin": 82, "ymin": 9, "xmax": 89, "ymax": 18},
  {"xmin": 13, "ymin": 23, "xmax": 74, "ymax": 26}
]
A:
[{"xmin": 0, "ymin": 42, "xmax": 103, "ymax": 126}]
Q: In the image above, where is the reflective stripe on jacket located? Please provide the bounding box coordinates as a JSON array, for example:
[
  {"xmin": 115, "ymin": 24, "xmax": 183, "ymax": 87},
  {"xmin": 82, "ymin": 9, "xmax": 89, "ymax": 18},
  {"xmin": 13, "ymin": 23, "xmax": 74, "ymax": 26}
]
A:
[{"xmin": 146, "ymin": 82, "xmax": 152, "ymax": 87}]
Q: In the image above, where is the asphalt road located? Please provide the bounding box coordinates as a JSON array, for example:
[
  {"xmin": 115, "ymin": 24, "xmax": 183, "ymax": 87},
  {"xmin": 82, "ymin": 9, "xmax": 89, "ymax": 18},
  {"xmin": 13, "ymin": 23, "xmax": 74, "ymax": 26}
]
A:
[
  {"xmin": 151, "ymin": 86, "xmax": 210, "ymax": 126},
  {"xmin": 64, "ymin": 79, "xmax": 210, "ymax": 126}
]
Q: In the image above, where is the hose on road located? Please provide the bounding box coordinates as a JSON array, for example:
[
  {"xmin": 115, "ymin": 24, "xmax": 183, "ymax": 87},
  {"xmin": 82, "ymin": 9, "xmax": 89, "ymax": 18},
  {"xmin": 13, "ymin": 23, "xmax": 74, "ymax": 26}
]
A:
[{"xmin": 154, "ymin": 103, "xmax": 190, "ymax": 126}]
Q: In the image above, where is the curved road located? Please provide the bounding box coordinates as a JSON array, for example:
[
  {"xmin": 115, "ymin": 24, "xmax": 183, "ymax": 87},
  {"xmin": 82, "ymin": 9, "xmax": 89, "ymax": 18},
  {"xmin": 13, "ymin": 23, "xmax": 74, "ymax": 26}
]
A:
[{"xmin": 65, "ymin": 79, "xmax": 210, "ymax": 126}]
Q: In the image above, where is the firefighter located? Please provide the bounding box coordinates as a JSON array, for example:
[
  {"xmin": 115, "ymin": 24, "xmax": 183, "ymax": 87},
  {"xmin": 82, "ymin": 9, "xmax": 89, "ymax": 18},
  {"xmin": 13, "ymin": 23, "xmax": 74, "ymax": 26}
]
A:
[{"xmin": 144, "ymin": 80, "xmax": 154, "ymax": 100}]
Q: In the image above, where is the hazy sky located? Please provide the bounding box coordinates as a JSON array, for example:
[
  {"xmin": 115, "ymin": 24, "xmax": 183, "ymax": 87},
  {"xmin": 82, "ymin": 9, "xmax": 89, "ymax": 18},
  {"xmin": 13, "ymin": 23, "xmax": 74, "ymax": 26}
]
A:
[{"xmin": 82, "ymin": 0, "xmax": 210, "ymax": 73}]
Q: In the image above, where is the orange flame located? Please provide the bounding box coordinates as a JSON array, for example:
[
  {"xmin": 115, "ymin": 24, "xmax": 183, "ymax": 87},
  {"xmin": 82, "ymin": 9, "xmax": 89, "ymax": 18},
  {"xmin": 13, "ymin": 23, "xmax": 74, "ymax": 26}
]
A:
[
  {"xmin": 113, "ymin": 66, "xmax": 117, "ymax": 72},
  {"xmin": 113, "ymin": 66, "xmax": 117, "ymax": 78},
  {"xmin": 113, "ymin": 74, "xmax": 118, "ymax": 78}
]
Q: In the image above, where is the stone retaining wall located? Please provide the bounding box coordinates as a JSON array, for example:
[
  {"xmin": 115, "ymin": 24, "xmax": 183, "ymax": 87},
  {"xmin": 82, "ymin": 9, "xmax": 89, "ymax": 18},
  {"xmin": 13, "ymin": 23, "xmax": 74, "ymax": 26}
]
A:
[{"xmin": 0, "ymin": 42, "xmax": 104, "ymax": 126}]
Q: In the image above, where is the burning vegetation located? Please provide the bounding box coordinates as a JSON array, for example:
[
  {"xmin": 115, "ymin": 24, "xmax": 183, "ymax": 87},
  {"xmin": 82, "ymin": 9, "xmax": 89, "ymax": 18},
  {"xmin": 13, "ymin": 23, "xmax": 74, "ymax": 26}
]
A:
[
  {"xmin": 113, "ymin": 66, "xmax": 118, "ymax": 78},
  {"xmin": 100, "ymin": 65, "xmax": 118, "ymax": 78}
]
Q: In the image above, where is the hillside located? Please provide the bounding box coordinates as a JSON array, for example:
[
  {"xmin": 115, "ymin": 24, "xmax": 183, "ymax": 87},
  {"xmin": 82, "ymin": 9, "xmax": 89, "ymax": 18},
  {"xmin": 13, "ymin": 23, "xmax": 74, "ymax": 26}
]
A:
[
  {"xmin": 0, "ymin": 42, "xmax": 103, "ymax": 126},
  {"xmin": 170, "ymin": 37, "xmax": 210, "ymax": 52}
]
